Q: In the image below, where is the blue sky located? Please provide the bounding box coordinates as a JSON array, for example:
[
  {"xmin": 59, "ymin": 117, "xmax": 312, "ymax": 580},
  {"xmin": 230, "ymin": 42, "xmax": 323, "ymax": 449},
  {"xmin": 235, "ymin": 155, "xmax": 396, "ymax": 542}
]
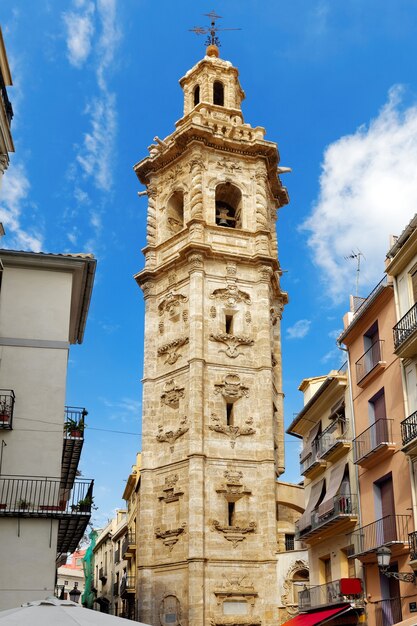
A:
[{"xmin": 2, "ymin": 0, "xmax": 417, "ymax": 526}]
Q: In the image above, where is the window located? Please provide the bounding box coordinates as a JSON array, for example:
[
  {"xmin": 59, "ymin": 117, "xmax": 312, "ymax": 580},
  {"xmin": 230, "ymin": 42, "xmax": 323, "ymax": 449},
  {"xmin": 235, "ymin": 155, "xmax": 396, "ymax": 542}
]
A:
[
  {"xmin": 369, "ymin": 388, "xmax": 389, "ymax": 444},
  {"xmin": 193, "ymin": 85, "xmax": 200, "ymax": 107},
  {"xmin": 226, "ymin": 403, "xmax": 234, "ymax": 426},
  {"xmin": 285, "ymin": 534, "xmax": 295, "ymax": 551},
  {"xmin": 215, "ymin": 183, "xmax": 242, "ymax": 228},
  {"xmin": 228, "ymin": 501, "xmax": 235, "ymax": 526},
  {"xmin": 166, "ymin": 190, "xmax": 184, "ymax": 234},
  {"xmin": 213, "ymin": 81, "xmax": 224, "ymax": 106},
  {"xmin": 320, "ymin": 556, "xmax": 332, "ymax": 584},
  {"xmin": 225, "ymin": 314, "xmax": 234, "ymax": 334}
]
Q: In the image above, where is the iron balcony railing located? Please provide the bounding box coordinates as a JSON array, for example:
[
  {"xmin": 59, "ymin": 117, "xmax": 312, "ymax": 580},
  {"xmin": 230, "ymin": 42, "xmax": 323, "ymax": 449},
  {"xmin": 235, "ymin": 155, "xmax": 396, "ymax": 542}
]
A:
[
  {"xmin": 401, "ymin": 410, "xmax": 417, "ymax": 447},
  {"xmin": 300, "ymin": 442, "xmax": 322, "ymax": 474},
  {"xmin": 374, "ymin": 597, "xmax": 403, "ymax": 626},
  {"xmin": 0, "ymin": 68, "xmax": 13, "ymax": 126},
  {"xmin": 316, "ymin": 422, "xmax": 349, "ymax": 459},
  {"xmin": 64, "ymin": 406, "xmax": 87, "ymax": 439},
  {"xmin": 353, "ymin": 419, "xmax": 394, "ymax": 463},
  {"xmin": 298, "ymin": 579, "xmax": 364, "ymax": 610},
  {"xmin": 296, "ymin": 493, "xmax": 357, "ymax": 539},
  {"xmin": 356, "ymin": 340, "xmax": 384, "ymax": 383},
  {"xmin": 409, "ymin": 531, "xmax": 417, "ymax": 561},
  {"xmin": 0, "ymin": 389, "xmax": 15, "ymax": 430},
  {"xmin": 393, "ymin": 303, "xmax": 417, "ymax": 351},
  {"xmin": 350, "ymin": 514, "xmax": 411, "ymax": 557},
  {"xmin": 122, "ymin": 533, "xmax": 136, "ymax": 556},
  {"xmin": 99, "ymin": 567, "xmax": 107, "ymax": 582},
  {"xmin": 120, "ymin": 576, "xmax": 136, "ymax": 596},
  {"xmin": 0, "ymin": 476, "xmax": 93, "ymax": 516}
]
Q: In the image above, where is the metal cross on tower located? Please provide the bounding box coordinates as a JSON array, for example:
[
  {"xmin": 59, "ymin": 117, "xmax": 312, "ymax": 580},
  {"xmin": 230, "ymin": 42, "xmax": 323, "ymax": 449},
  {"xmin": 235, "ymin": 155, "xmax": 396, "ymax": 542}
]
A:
[{"xmin": 189, "ymin": 11, "xmax": 241, "ymax": 47}]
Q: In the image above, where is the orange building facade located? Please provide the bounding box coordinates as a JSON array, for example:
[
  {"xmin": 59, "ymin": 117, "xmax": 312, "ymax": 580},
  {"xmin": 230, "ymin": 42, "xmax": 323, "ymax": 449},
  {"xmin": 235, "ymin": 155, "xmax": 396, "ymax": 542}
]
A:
[{"xmin": 339, "ymin": 273, "xmax": 417, "ymax": 626}]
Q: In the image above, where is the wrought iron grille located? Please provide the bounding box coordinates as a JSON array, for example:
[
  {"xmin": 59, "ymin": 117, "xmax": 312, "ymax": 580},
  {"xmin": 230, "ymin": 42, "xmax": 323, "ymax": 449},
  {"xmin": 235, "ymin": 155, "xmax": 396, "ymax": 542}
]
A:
[
  {"xmin": 298, "ymin": 579, "xmax": 364, "ymax": 610},
  {"xmin": 409, "ymin": 530, "xmax": 417, "ymax": 561},
  {"xmin": 401, "ymin": 410, "xmax": 417, "ymax": 447},
  {"xmin": 0, "ymin": 475, "xmax": 93, "ymax": 516},
  {"xmin": 353, "ymin": 418, "xmax": 394, "ymax": 463},
  {"xmin": 120, "ymin": 576, "xmax": 136, "ymax": 596},
  {"xmin": 296, "ymin": 493, "xmax": 357, "ymax": 539},
  {"xmin": 0, "ymin": 390, "xmax": 15, "ymax": 430},
  {"xmin": 350, "ymin": 514, "xmax": 411, "ymax": 557},
  {"xmin": 64, "ymin": 406, "xmax": 87, "ymax": 439},
  {"xmin": 393, "ymin": 302, "xmax": 417, "ymax": 351},
  {"xmin": 356, "ymin": 339, "xmax": 384, "ymax": 383}
]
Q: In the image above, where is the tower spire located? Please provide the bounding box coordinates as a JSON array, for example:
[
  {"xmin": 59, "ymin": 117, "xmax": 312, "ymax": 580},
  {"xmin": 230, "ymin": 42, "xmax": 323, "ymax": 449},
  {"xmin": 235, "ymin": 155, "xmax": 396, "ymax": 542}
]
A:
[{"xmin": 189, "ymin": 10, "xmax": 241, "ymax": 57}]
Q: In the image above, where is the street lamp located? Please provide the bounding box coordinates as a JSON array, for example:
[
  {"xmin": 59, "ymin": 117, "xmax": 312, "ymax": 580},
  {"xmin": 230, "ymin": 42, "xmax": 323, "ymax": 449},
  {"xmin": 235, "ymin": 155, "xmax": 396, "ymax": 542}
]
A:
[
  {"xmin": 69, "ymin": 583, "xmax": 82, "ymax": 604},
  {"xmin": 376, "ymin": 546, "xmax": 416, "ymax": 583}
]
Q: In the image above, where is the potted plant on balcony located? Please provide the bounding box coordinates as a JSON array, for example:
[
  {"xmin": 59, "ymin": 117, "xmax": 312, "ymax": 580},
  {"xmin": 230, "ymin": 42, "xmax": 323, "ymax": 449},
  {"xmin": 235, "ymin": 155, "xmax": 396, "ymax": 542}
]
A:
[
  {"xmin": 0, "ymin": 399, "xmax": 10, "ymax": 424},
  {"xmin": 17, "ymin": 498, "xmax": 31, "ymax": 511},
  {"xmin": 73, "ymin": 496, "xmax": 94, "ymax": 513},
  {"xmin": 64, "ymin": 417, "xmax": 85, "ymax": 438}
]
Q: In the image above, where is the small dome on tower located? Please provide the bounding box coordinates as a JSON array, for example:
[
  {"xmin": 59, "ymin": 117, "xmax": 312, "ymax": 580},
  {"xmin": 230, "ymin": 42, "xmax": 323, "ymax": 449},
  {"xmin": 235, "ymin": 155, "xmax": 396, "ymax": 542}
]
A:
[{"xmin": 206, "ymin": 44, "xmax": 219, "ymax": 58}]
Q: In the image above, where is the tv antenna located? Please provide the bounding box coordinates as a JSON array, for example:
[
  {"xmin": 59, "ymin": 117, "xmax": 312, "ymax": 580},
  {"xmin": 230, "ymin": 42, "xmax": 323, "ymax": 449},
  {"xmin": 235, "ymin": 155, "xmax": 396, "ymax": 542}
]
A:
[
  {"xmin": 189, "ymin": 11, "xmax": 241, "ymax": 48},
  {"xmin": 344, "ymin": 250, "xmax": 366, "ymax": 296}
]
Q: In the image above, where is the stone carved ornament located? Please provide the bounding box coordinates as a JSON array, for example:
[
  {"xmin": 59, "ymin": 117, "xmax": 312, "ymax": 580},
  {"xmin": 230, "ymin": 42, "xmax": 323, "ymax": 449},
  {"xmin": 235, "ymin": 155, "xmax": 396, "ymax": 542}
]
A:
[
  {"xmin": 212, "ymin": 520, "xmax": 257, "ymax": 548},
  {"xmin": 160, "ymin": 379, "xmax": 185, "ymax": 410},
  {"xmin": 158, "ymin": 474, "xmax": 184, "ymax": 504},
  {"xmin": 211, "ymin": 575, "xmax": 260, "ymax": 626},
  {"xmin": 210, "ymin": 284, "xmax": 251, "ymax": 307},
  {"xmin": 214, "ymin": 374, "xmax": 249, "ymax": 402},
  {"xmin": 158, "ymin": 337, "xmax": 189, "ymax": 365},
  {"xmin": 209, "ymin": 333, "xmax": 254, "ymax": 359},
  {"xmin": 209, "ymin": 414, "xmax": 255, "ymax": 448},
  {"xmin": 155, "ymin": 523, "xmax": 186, "ymax": 551},
  {"xmin": 281, "ymin": 560, "xmax": 309, "ymax": 616},
  {"xmin": 216, "ymin": 469, "xmax": 251, "ymax": 501},
  {"xmin": 157, "ymin": 416, "xmax": 188, "ymax": 452}
]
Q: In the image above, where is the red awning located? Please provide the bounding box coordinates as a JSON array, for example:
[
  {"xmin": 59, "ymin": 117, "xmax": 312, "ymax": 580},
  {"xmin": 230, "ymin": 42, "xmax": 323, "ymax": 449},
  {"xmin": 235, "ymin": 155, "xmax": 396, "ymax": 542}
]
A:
[{"xmin": 281, "ymin": 605, "xmax": 352, "ymax": 626}]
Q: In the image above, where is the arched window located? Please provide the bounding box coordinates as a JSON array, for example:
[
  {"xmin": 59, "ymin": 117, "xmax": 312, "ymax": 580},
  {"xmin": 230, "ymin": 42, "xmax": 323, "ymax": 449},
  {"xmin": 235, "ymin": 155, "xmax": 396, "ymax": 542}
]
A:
[
  {"xmin": 213, "ymin": 81, "xmax": 224, "ymax": 106},
  {"xmin": 193, "ymin": 85, "xmax": 200, "ymax": 107},
  {"xmin": 167, "ymin": 190, "xmax": 184, "ymax": 234},
  {"xmin": 215, "ymin": 183, "xmax": 242, "ymax": 228},
  {"xmin": 292, "ymin": 568, "xmax": 309, "ymax": 605}
]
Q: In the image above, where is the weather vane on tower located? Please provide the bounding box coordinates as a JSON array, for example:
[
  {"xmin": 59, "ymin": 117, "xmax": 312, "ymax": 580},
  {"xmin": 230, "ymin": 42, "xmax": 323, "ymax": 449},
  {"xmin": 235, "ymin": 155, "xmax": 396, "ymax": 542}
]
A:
[{"xmin": 189, "ymin": 11, "xmax": 241, "ymax": 48}]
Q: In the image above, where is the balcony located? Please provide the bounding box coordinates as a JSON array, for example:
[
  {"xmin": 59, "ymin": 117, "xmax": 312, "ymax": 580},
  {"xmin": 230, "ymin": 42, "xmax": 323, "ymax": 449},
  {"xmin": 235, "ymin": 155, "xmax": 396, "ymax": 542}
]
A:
[
  {"xmin": 356, "ymin": 340, "xmax": 386, "ymax": 387},
  {"xmin": 393, "ymin": 303, "xmax": 417, "ymax": 358},
  {"xmin": 113, "ymin": 581, "xmax": 119, "ymax": 597},
  {"xmin": 409, "ymin": 531, "xmax": 417, "ymax": 570},
  {"xmin": 298, "ymin": 579, "xmax": 364, "ymax": 611},
  {"xmin": 374, "ymin": 597, "xmax": 403, "ymax": 626},
  {"xmin": 316, "ymin": 423, "xmax": 351, "ymax": 464},
  {"xmin": 296, "ymin": 493, "xmax": 358, "ymax": 543},
  {"xmin": 122, "ymin": 533, "xmax": 136, "ymax": 559},
  {"xmin": 99, "ymin": 567, "xmax": 107, "ymax": 583},
  {"xmin": 61, "ymin": 406, "xmax": 87, "ymax": 491},
  {"xmin": 349, "ymin": 514, "xmax": 411, "ymax": 560},
  {"xmin": 0, "ymin": 475, "xmax": 94, "ymax": 554},
  {"xmin": 0, "ymin": 68, "xmax": 13, "ymax": 126},
  {"xmin": 401, "ymin": 410, "xmax": 417, "ymax": 455},
  {"xmin": 120, "ymin": 576, "xmax": 136, "ymax": 598},
  {"xmin": 353, "ymin": 419, "xmax": 395, "ymax": 468},
  {"xmin": 0, "ymin": 390, "xmax": 15, "ymax": 430},
  {"xmin": 300, "ymin": 444, "xmax": 326, "ymax": 479}
]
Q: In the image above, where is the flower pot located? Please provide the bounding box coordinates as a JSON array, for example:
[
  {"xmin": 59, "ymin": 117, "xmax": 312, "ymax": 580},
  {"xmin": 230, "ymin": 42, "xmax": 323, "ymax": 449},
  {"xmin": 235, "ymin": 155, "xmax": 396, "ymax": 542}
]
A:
[
  {"xmin": 70, "ymin": 430, "xmax": 82, "ymax": 438},
  {"xmin": 0, "ymin": 413, "xmax": 9, "ymax": 423}
]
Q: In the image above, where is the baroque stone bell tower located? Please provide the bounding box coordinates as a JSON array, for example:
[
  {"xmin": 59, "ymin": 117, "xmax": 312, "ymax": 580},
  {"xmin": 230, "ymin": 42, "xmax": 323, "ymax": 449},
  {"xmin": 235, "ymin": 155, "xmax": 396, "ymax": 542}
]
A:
[{"xmin": 134, "ymin": 41, "xmax": 289, "ymax": 626}]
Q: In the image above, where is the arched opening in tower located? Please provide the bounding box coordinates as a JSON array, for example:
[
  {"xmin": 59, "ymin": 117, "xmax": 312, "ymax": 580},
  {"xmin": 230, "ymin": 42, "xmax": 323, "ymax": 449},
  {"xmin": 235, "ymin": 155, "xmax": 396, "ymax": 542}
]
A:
[
  {"xmin": 215, "ymin": 183, "xmax": 242, "ymax": 228},
  {"xmin": 166, "ymin": 190, "xmax": 184, "ymax": 234},
  {"xmin": 213, "ymin": 81, "xmax": 224, "ymax": 106},
  {"xmin": 193, "ymin": 85, "xmax": 200, "ymax": 107}
]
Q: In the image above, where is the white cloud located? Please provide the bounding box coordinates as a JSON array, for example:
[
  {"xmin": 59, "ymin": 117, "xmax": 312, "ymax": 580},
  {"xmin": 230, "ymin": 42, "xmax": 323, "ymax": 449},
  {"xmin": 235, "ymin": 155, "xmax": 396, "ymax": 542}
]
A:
[
  {"xmin": 63, "ymin": 1, "xmax": 95, "ymax": 68},
  {"xmin": 303, "ymin": 86, "xmax": 417, "ymax": 303},
  {"xmin": 0, "ymin": 162, "xmax": 43, "ymax": 251},
  {"xmin": 286, "ymin": 319, "xmax": 311, "ymax": 339}
]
